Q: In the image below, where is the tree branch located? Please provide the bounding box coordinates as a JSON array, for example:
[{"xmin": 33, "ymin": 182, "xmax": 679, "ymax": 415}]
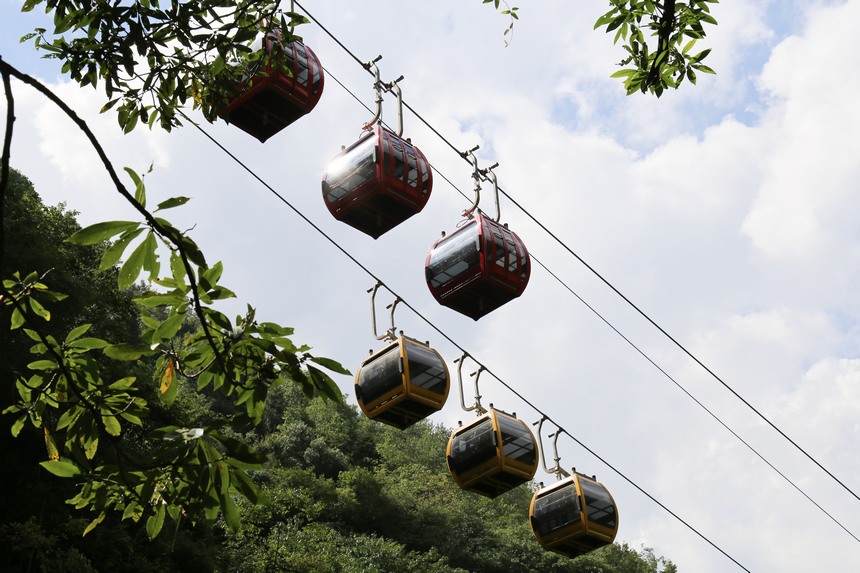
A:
[
  {"xmin": 1, "ymin": 56, "xmax": 15, "ymax": 271},
  {"xmin": 0, "ymin": 58, "xmax": 229, "ymax": 380}
]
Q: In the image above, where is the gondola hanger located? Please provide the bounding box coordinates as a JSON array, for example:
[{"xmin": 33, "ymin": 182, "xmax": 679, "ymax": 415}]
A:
[
  {"xmin": 461, "ymin": 150, "xmax": 501, "ymax": 224},
  {"xmin": 361, "ymin": 55, "xmax": 385, "ymax": 131},
  {"xmin": 368, "ymin": 280, "xmax": 401, "ymax": 343},
  {"xmin": 533, "ymin": 416, "xmax": 571, "ymax": 481},
  {"xmin": 454, "ymin": 352, "xmax": 487, "ymax": 416}
]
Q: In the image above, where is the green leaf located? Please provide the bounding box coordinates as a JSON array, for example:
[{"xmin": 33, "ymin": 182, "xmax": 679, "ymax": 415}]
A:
[
  {"xmin": 27, "ymin": 359, "xmax": 57, "ymax": 371},
  {"xmin": 118, "ymin": 235, "xmax": 149, "ymax": 289},
  {"xmin": 104, "ymin": 344, "xmax": 155, "ymax": 361},
  {"xmin": 68, "ymin": 221, "xmax": 140, "ymax": 246},
  {"xmin": 231, "ymin": 468, "xmax": 267, "ymax": 505},
  {"xmin": 610, "ymin": 69, "xmax": 636, "ymax": 78},
  {"xmin": 11, "ymin": 415, "xmax": 26, "ymax": 437},
  {"xmin": 155, "ymin": 196, "xmax": 191, "ymax": 211},
  {"xmin": 100, "ymin": 227, "xmax": 145, "ymax": 271},
  {"xmin": 83, "ymin": 512, "xmax": 106, "ymax": 536},
  {"xmin": 10, "ymin": 307, "xmax": 24, "ymax": 330},
  {"xmin": 28, "ymin": 297, "xmax": 50, "ymax": 320},
  {"xmin": 65, "ymin": 323, "xmax": 92, "ymax": 343},
  {"xmin": 134, "ymin": 292, "xmax": 185, "ymax": 308},
  {"xmin": 169, "ymin": 251, "xmax": 187, "ymax": 290},
  {"xmin": 102, "ymin": 413, "xmax": 122, "ymax": 436},
  {"xmin": 146, "ymin": 503, "xmax": 166, "ymax": 539},
  {"xmin": 40, "ymin": 459, "xmax": 82, "ymax": 477},
  {"xmin": 152, "ymin": 313, "xmax": 185, "ymax": 343},
  {"xmin": 210, "ymin": 431, "xmax": 267, "ymax": 468},
  {"xmin": 307, "ymin": 365, "xmax": 342, "ymax": 402},
  {"xmin": 308, "ymin": 356, "xmax": 352, "ymax": 376},
  {"xmin": 199, "ymin": 261, "xmax": 223, "ymax": 291},
  {"xmin": 220, "ymin": 490, "xmax": 241, "ymax": 531},
  {"xmin": 141, "ymin": 231, "xmax": 160, "ymax": 281},
  {"xmin": 68, "ymin": 337, "xmax": 110, "ymax": 350}
]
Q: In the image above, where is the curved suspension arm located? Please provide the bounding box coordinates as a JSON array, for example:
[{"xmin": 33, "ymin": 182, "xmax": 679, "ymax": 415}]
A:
[
  {"xmin": 534, "ymin": 416, "xmax": 570, "ymax": 480},
  {"xmin": 480, "ymin": 163, "xmax": 501, "ymax": 223},
  {"xmin": 368, "ymin": 281, "xmax": 400, "ymax": 342},
  {"xmin": 383, "ymin": 75, "xmax": 405, "ymax": 137},
  {"xmin": 461, "ymin": 146, "xmax": 482, "ymax": 219},
  {"xmin": 362, "ymin": 56, "xmax": 384, "ymax": 130},
  {"xmin": 455, "ymin": 352, "xmax": 487, "ymax": 415}
]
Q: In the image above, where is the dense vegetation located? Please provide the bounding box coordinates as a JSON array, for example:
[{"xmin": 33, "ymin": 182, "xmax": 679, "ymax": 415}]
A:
[{"xmin": 1, "ymin": 169, "xmax": 677, "ymax": 571}]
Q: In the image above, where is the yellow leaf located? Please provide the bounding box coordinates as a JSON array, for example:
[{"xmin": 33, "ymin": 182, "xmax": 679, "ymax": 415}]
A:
[
  {"xmin": 160, "ymin": 358, "xmax": 174, "ymax": 394},
  {"xmin": 44, "ymin": 427, "xmax": 59, "ymax": 460}
]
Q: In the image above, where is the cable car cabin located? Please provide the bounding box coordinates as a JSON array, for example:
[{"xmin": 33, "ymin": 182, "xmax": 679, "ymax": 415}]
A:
[
  {"xmin": 221, "ymin": 29, "xmax": 324, "ymax": 142},
  {"xmin": 355, "ymin": 336, "xmax": 449, "ymax": 429},
  {"xmin": 446, "ymin": 409, "xmax": 538, "ymax": 498},
  {"xmin": 425, "ymin": 213, "xmax": 530, "ymax": 320},
  {"xmin": 529, "ymin": 472, "xmax": 619, "ymax": 558},
  {"xmin": 322, "ymin": 124, "xmax": 433, "ymax": 238}
]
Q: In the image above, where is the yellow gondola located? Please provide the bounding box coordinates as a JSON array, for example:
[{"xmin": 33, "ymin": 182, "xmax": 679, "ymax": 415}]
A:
[
  {"xmin": 355, "ymin": 335, "xmax": 450, "ymax": 430},
  {"xmin": 529, "ymin": 472, "xmax": 619, "ymax": 558},
  {"xmin": 446, "ymin": 408, "xmax": 538, "ymax": 498}
]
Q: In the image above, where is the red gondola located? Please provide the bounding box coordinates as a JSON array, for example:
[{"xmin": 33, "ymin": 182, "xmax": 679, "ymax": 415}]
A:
[
  {"xmin": 322, "ymin": 63, "xmax": 432, "ymax": 239},
  {"xmin": 529, "ymin": 472, "xmax": 619, "ymax": 558},
  {"xmin": 322, "ymin": 123, "xmax": 433, "ymax": 238},
  {"xmin": 221, "ymin": 27, "xmax": 324, "ymax": 142},
  {"xmin": 425, "ymin": 211, "xmax": 530, "ymax": 320}
]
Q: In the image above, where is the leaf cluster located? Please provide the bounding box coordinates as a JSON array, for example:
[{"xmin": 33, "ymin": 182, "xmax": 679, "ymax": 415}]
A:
[
  {"xmin": 1, "ymin": 167, "xmax": 349, "ymax": 540},
  {"xmin": 482, "ymin": 0, "xmax": 519, "ymax": 47},
  {"xmin": 594, "ymin": 0, "xmax": 718, "ymax": 96},
  {"xmin": 19, "ymin": 0, "xmax": 309, "ymax": 132}
]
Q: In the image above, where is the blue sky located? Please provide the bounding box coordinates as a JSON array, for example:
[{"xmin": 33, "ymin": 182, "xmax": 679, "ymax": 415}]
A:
[{"xmin": 3, "ymin": 1, "xmax": 860, "ymax": 572}]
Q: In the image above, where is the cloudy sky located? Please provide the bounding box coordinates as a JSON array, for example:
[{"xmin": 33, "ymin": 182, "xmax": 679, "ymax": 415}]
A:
[{"xmin": 3, "ymin": 0, "xmax": 860, "ymax": 571}]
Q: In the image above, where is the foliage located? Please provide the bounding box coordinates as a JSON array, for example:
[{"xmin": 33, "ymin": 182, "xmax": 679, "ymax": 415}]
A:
[
  {"xmin": 483, "ymin": 0, "xmax": 520, "ymax": 46},
  {"xmin": 1, "ymin": 141, "xmax": 349, "ymax": 540},
  {"xmin": 218, "ymin": 382, "xmax": 679, "ymax": 572},
  {"xmin": 18, "ymin": 0, "xmax": 309, "ymax": 132},
  {"xmin": 0, "ymin": 172, "xmax": 224, "ymax": 572},
  {"xmin": 481, "ymin": 0, "xmax": 718, "ymax": 96},
  {"xmin": 594, "ymin": 0, "xmax": 718, "ymax": 96}
]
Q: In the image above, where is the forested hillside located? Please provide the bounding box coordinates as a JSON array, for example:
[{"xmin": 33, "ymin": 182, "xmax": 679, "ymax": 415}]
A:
[{"xmin": 1, "ymin": 169, "xmax": 676, "ymax": 572}]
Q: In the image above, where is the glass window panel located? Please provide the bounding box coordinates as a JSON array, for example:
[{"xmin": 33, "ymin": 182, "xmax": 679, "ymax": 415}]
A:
[
  {"xmin": 533, "ymin": 484, "xmax": 581, "ymax": 536},
  {"xmin": 497, "ymin": 415, "xmax": 536, "ymax": 465},
  {"xmin": 356, "ymin": 345, "xmax": 402, "ymax": 404},
  {"xmin": 323, "ymin": 135, "xmax": 377, "ymax": 202},
  {"xmin": 580, "ymin": 480, "xmax": 617, "ymax": 529},
  {"xmin": 404, "ymin": 341, "xmax": 447, "ymax": 395},
  {"xmin": 417, "ymin": 157, "xmax": 430, "ymax": 192},
  {"xmin": 386, "ymin": 136, "xmax": 406, "ymax": 180},
  {"xmin": 493, "ymin": 231, "xmax": 506, "ymax": 268},
  {"xmin": 427, "ymin": 222, "xmax": 480, "ymax": 288},
  {"xmin": 449, "ymin": 417, "xmax": 497, "ymax": 474}
]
